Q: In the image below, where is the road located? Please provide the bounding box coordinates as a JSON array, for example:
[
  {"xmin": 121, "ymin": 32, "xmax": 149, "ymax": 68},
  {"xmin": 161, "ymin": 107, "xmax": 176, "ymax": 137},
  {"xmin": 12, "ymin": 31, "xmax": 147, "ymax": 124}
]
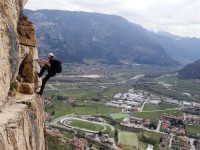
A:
[
  {"xmin": 156, "ymin": 120, "xmax": 162, "ymax": 132},
  {"xmin": 138, "ymin": 96, "xmax": 150, "ymax": 112},
  {"xmin": 189, "ymin": 138, "xmax": 196, "ymax": 150},
  {"xmin": 183, "ymin": 113, "xmax": 186, "ymax": 121},
  {"xmin": 169, "ymin": 134, "xmax": 175, "ymax": 149},
  {"xmin": 47, "ymin": 84, "xmax": 67, "ymax": 96}
]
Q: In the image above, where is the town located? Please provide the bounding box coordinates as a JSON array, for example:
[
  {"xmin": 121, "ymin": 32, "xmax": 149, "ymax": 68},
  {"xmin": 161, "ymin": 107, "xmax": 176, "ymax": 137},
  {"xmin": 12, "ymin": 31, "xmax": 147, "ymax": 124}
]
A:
[{"xmin": 44, "ymin": 87, "xmax": 200, "ymax": 150}]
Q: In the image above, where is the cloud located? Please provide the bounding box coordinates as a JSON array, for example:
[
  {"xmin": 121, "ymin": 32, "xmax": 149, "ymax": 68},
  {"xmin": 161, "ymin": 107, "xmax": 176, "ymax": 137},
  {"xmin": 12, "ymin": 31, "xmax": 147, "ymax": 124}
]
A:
[{"xmin": 25, "ymin": 0, "xmax": 200, "ymax": 38}]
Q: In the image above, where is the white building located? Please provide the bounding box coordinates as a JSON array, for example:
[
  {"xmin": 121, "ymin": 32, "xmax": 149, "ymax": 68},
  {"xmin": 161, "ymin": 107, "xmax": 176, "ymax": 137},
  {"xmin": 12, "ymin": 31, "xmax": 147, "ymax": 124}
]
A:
[
  {"xmin": 182, "ymin": 101, "xmax": 192, "ymax": 107},
  {"xmin": 134, "ymin": 98, "xmax": 144, "ymax": 103},
  {"xmin": 165, "ymin": 99, "xmax": 180, "ymax": 105},
  {"xmin": 183, "ymin": 93, "xmax": 191, "ymax": 97},
  {"xmin": 110, "ymin": 101, "xmax": 123, "ymax": 104},
  {"xmin": 146, "ymin": 144, "xmax": 153, "ymax": 150},
  {"xmin": 105, "ymin": 102, "xmax": 120, "ymax": 108},
  {"xmin": 148, "ymin": 100, "xmax": 161, "ymax": 105},
  {"xmin": 193, "ymin": 102, "xmax": 200, "ymax": 108},
  {"xmin": 126, "ymin": 101, "xmax": 141, "ymax": 106},
  {"xmin": 113, "ymin": 93, "xmax": 123, "ymax": 99},
  {"xmin": 128, "ymin": 89, "xmax": 134, "ymax": 93},
  {"xmin": 122, "ymin": 93, "xmax": 144, "ymax": 100},
  {"xmin": 123, "ymin": 106, "xmax": 132, "ymax": 109},
  {"xmin": 121, "ymin": 104, "xmax": 130, "ymax": 108}
]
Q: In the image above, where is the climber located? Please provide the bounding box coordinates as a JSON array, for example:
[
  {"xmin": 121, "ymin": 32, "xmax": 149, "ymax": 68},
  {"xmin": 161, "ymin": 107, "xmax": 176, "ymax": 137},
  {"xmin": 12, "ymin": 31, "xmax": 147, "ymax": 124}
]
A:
[{"xmin": 36, "ymin": 53, "xmax": 62, "ymax": 95}]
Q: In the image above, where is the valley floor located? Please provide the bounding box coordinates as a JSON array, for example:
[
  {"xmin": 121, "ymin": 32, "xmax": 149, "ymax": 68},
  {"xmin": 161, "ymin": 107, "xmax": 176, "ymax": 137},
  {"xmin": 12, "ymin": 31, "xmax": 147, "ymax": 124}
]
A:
[{"xmin": 44, "ymin": 64, "xmax": 200, "ymax": 150}]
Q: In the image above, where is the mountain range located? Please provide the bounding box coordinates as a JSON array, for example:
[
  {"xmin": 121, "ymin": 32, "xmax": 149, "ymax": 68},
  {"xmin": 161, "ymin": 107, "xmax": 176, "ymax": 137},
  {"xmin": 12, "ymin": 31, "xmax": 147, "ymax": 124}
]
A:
[
  {"xmin": 24, "ymin": 9, "xmax": 200, "ymax": 66},
  {"xmin": 178, "ymin": 59, "xmax": 200, "ymax": 79}
]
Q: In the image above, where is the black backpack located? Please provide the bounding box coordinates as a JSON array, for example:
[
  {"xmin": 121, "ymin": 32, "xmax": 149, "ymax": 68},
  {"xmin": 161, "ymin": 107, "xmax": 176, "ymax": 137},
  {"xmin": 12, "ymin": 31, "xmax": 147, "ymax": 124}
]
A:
[{"xmin": 51, "ymin": 59, "xmax": 62, "ymax": 73}]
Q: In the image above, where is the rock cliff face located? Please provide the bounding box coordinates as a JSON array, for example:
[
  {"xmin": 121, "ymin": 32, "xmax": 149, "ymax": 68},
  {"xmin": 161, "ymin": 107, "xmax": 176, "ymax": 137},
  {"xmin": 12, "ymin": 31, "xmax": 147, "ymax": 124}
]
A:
[{"xmin": 0, "ymin": 0, "xmax": 45, "ymax": 150}]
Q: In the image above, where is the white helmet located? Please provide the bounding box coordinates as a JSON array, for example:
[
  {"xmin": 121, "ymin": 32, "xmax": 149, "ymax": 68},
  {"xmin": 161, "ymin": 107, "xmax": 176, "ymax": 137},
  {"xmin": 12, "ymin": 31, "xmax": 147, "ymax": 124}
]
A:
[{"xmin": 48, "ymin": 53, "xmax": 54, "ymax": 58}]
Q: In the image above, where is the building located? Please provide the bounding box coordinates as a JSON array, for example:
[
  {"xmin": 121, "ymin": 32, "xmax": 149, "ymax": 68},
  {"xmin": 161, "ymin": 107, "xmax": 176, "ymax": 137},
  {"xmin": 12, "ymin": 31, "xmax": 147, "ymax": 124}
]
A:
[
  {"xmin": 130, "ymin": 117, "xmax": 143, "ymax": 124},
  {"xmin": 148, "ymin": 100, "xmax": 161, "ymax": 105},
  {"xmin": 185, "ymin": 114, "xmax": 200, "ymax": 125},
  {"xmin": 125, "ymin": 101, "xmax": 141, "ymax": 106},
  {"xmin": 70, "ymin": 138, "xmax": 88, "ymax": 150},
  {"xmin": 128, "ymin": 89, "xmax": 134, "ymax": 93},
  {"xmin": 171, "ymin": 136, "xmax": 180, "ymax": 150},
  {"xmin": 122, "ymin": 118, "xmax": 130, "ymax": 123},
  {"xmin": 161, "ymin": 121, "xmax": 171, "ymax": 128},
  {"xmin": 182, "ymin": 101, "xmax": 192, "ymax": 107},
  {"xmin": 143, "ymin": 119, "xmax": 151, "ymax": 127},
  {"xmin": 160, "ymin": 121, "xmax": 171, "ymax": 133},
  {"xmin": 183, "ymin": 93, "xmax": 191, "ymax": 97},
  {"xmin": 159, "ymin": 134, "xmax": 170, "ymax": 149},
  {"xmin": 171, "ymin": 127, "xmax": 185, "ymax": 136},
  {"xmin": 161, "ymin": 113, "xmax": 183, "ymax": 122},
  {"xmin": 182, "ymin": 107, "xmax": 200, "ymax": 115},
  {"xmin": 134, "ymin": 98, "xmax": 144, "ymax": 103},
  {"xmin": 165, "ymin": 99, "xmax": 179, "ymax": 105},
  {"xmin": 105, "ymin": 102, "xmax": 120, "ymax": 108},
  {"xmin": 146, "ymin": 144, "xmax": 153, "ymax": 150},
  {"xmin": 110, "ymin": 100, "xmax": 123, "ymax": 104},
  {"xmin": 192, "ymin": 102, "xmax": 200, "ymax": 108},
  {"xmin": 122, "ymin": 93, "xmax": 144, "ymax": 100},
  {"xmin": 113, "ymin": 93, "xmax": 122, "ymax": 99}
]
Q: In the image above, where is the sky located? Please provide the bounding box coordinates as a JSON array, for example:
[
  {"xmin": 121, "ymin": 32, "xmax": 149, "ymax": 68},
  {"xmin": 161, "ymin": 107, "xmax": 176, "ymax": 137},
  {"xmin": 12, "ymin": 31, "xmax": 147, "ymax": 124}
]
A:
[{"xmin": 25, "ymin": 0, "xmax": 200, "ymax": 38}]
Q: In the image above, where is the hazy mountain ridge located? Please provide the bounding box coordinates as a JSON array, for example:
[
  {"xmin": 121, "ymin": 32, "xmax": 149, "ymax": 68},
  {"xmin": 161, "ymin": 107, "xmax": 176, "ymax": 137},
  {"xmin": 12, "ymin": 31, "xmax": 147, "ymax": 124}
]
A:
[
  {"xmin": 178, "ymin": 59, "xmax": 200, "ymax": 79},
  {"xmin": 25, "ymin": 9, "xmax": 200, "ymax": 66},
  {"xmin": 147, "ymin": 31, "xmax": 200, "ymax": 65},
  {"xmin": 24, "ymin": 9, "xmax": 180, "ymax": 66}
]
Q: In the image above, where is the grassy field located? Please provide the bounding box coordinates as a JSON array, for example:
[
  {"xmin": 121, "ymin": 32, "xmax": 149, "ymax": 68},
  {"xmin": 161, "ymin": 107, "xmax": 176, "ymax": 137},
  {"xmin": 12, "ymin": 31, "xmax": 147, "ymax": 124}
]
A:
[
  {"xmin": 100, "ymin": 84, "xmax": 132, "ymax": 100},
  {"xmin": 46, "ymin": 103, "xmax": 73, "ymax": 119},
  {"xmin": 139, "ymin": 141, "xmax": 147, "ymax": 150},
  {"xmin": 143, "ymin": 103, "xmax": 179, "ymax": 111},
  {"xmin": 185, "ymin": 124, "xmax": 200, "ymax": 136},
  {"xmin": 138, "ymin": 131, "xmax": 161, "ymax": 150},
  {"xmin": 132, "ymin": 110, "xmax": 182, "ymax": 122},
  {"xmin": 45, "ymin": 79, "xmax": 132, "ymax": 101},
  {"xmin": 157, "ymin": 76, "xmax": 200, "ymax": 96},
  {"xmin": 119, "ymin": 131, "xmax": 139, "ymax": 146},
  {"xmin": 142, "ymin": 131, "xmax": 161, "ymax": 142},
  {"xmin": 65, "ymin": 119, "xmax": 105, "ymax": 132},
  {"xmin": 148, "ymin": 84, "xmax": 189, "ymax": 101},
  {"xmin": 46, "ymin": 101, "xmax": 121, "ymax": 119},
  {"xmin": 99, "ymin": 105, "xmax": 121, "ymax": 114},
  {"xmin": 108, "ymin": 113, "xmax": 131, "ymax": 119},
  {"xmin": 139, "ymin": 76, "xmax": 200, "ymax": 102},
  {"xmin": 75, "ymin": 106, "xmax": 98, "ymax": 115}
]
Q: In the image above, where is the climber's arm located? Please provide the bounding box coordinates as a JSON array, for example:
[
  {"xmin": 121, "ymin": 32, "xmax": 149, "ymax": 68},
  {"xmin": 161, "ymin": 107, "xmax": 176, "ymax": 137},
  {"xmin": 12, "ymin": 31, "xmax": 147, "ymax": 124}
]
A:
[{"xmin": 37, "ymin": 59, "xmax": 49, "ymax": 65}]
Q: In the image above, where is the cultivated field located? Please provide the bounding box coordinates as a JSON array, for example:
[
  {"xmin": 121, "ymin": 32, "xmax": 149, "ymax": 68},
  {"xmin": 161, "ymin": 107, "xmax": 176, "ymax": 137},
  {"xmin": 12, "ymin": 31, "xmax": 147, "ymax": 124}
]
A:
[
  {"xmin": 143, "ymin": 103, "xmax": 179, "ymax": 111},
  {"xmin": 119, "ymin": 131, "xmax": 139, "ymax": 147},
  {"xmin": 108, "ymin": 113, "xmax": 131, "ymax": 120},
  {"xmin": 185, "ymin": 124, "xmax": 200, "ymax": 136}
]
